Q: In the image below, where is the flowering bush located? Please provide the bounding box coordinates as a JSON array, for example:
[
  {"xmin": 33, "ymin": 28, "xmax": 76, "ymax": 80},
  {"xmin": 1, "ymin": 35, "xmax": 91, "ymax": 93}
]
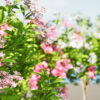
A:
[
  {"xmin": 0, "ymin": 0, "xmax": 73, "ymax": 100},
  {"xmin": 0, "ymin": 0, "xmax": 100, "ymax": 100}
]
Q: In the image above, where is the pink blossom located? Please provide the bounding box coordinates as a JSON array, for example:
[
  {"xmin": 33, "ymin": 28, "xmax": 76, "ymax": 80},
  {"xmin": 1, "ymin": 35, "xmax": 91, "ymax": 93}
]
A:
[
  {"xmin": 41, "ymin": 42, "xmax": 53, "ymax": 54},
  {"xmin": 59, "ymin": 72, "xmax": 66, "ymax": 78},
  {"xmin": 34, "ymin": 64, "xmax": 42, "ymax": 73},
  {"xmin": 51, "ymin": 69, "xmax": 59, "ymax": 77},
  {"xmin": 29, "ymin": 76, "xmax": 39, "ymax": 90},
  {"xmin": 42, "ymin": 61, "xmax": 48, "ymax": 69},
  {"xmin": 51, "ymin": 58, "xmax": 73, "ymax": 78},
  {"xmin": 0, "ymin": 62, "xmax": 2, "ymax": 67},
  {"xmin": 46, "ymin": 26, "xmax": 59, "ymax": 41},
  {"xmin": 75, "ymin": 33, "xmax": 83, "ymax": 40},
  {"xmin": 0, "ymin": 71, "xmax": 24, "ymax": 89},
  {"xmin": 0, "ymin": 30, "xmax": 8, "ymax": 36},
  {"xmin": 2, "ymin": 24, "xmax": 12, "ymax": 31},
  {"xmin": 0, "ymin": 44, "xmax": 4, "ymax": 48},
  {"xmin": 88, "ymin": 66, "xmax": 96, "ymax": 79},
  {"xmin": 34, "ymin": 61, "xmax": 50, "ymax": 75},
  {"xmin": 62, "ymin": 18, "xmax": 72, "ymax": 28},
  {"xmin": 31, "ymin": 74, "xmax": 41, "ymax": 80},
  {"xmin": 0, "ymin": 52, "xmax": 5, "ymax": 57},
  {"xmin": 31, "ymin": 18, "xmax": 47, "ymax": 27},
  {"xmin": 61, "ymin": 87, "xmax": 68, "ymax": 98},
  {"xmin": 65, "ymin": 64, "xmax": 73, "ymax": 71},
  {"xmin": 74, "ymin": 29, "xmax": 83, "ymax": 40},
  {"xmin": 37, "ymin": 18, "xmax": 47, "ymax": 26},
  {"xmin": 55, "ymin": 64, "xmax": 65, "ymax": 72},
  {"xmin": 46, "ymin": 68, "xmax": 50, "ymax": 75},
  {"xmin": 54, "ymin": 45, "xmax": 61, "ymax": 52}
]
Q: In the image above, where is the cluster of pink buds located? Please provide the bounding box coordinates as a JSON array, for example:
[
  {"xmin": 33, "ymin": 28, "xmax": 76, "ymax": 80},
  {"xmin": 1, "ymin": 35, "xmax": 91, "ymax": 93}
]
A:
[
  {"xmin": 46, "ymin": 26, "xmax": 59, "ymax": 42},
  {"xmin": 5, "ymin": 0, "xmax": 12, "ymax": 5},
  {"xmin": 41, "ymin": 42, "xmax": 53, "ymax": 54},
  {"xmin": 57, "ymin": 86, "xmax": 68, "ymax": 99},
  {"xmin": 41, "ymin": 42, "xmax": 61, "ymax": 54},
  {"xmin": 29, "ymin": 61, "xmax": 50, "ymax": 90},
  {"xmin": 0, "ymin": 52, "xmax": 5, "ymax": 67},
  {"xmin": 74, "ymin": 29, "xmax": 83, "ymax": 40},
  {"xmin": 88, "ymin": 66, "xmax": 96, "ymax": 79},
  {"xmin": 51, "ymin": 59, "xmax": 73, "ymax": 78},
  {"xmin": 0, "ymin": 71, "xmax": 24, "ymax": 89},
  {"xmin": 62, "ymin": 18, "xmax": 73, "ymax": 28},
  {"xmin": 61, "ymin": 87, "xmax": 68, "ymax": 98},
  {"xmin": 0, "ymin": 24, "xmax": 12, "ymax": 67},
  {"xmin": 29, "ymin": 18, "xmax": 47, "ymax": 27}
]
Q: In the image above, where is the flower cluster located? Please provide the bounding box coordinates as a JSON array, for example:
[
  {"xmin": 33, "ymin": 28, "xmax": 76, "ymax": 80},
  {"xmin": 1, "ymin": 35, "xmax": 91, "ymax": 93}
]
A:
[
  {"xmin": 88, "ymin": 52, "xmax": 97, "ymax": 64},
  {"xmin": 67, "ymin": 31, "xmax": 84, "ymax": 49},
  {"xmin": 29, "ymin": 61, "xmax": 50, "ymax": 90},
  {"xmin": 41, "ymin": 41, "xmax": 62, "ymax": 54},
  {"xmin": 5, "ymin": 0, "xmax": 12, "ymax": 5},
  {"xmin": 51, "ymin": 59, "xmax": 73, "ymax": 78},
  {"xmin": 0, "ymin": 71, "xmax": 24, "ymax": 89},
  {"xmin": 46, "ymin": 26, "xmax": 59, "ymax": 42},
  {"xmin": 88, "ymin": 66, "xmax": 96, "ymax": 79},
  {"xmin": 0, "ymin": 24, "xmax": 12, "ymax": 67},
  {"xmin": 57, "ymin": 86, "xmax": 68, "ymax": 99}
]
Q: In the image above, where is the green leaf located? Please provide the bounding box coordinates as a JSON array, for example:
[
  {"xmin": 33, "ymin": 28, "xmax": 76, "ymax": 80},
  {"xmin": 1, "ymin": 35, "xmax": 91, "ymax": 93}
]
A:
[
  {"xmin": 20, "ymin": 5, "xmax": 25, "ymax": 15},
  {"xmin": 2, "ymin": 59, "xmax": 16, "ymax": 63},
  {"xmin": 0, "ymin": 8, "xmax": 4, "ymax": 23}
]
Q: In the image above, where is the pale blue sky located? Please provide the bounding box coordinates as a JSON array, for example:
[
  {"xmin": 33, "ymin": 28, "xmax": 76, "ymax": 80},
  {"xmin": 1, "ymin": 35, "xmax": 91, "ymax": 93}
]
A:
[
  {"xmin": 39, "ymin": 0, "xmax": 100, "ymax": 20},
  {"xmin": 0, "ymin": 0, "xmax": 100, "ymax": 20}
]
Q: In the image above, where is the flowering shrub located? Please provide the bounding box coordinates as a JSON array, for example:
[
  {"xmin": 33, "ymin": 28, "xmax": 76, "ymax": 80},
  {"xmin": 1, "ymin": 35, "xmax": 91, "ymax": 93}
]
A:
[
  {"xmin": 0, "ymin": 0, "xmax": 100, "ymax": 100},
  {"xmin": 0, "ymin": 0, "xmax": 73, "ymax": 100}
]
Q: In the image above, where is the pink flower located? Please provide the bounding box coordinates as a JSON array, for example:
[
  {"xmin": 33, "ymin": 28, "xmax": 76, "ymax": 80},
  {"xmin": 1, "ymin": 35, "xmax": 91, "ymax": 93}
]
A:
[
  {"xmin": 46, "ymin": 68, "xmax": 50, "ymax": 75},
  {"xmin": 2, "ymin": 24, "xmax": 12, "ymax": 31},
  {"xmin": 74, "ymin": 29, "xmax": 83, "ymax": 40},
  {"xmin": 42, "ymin": 61, "xmax": 48, "ymax": 69},
  {"xmin": 46, "ymin": 26, "xmax": 59, "ymax": 41},
  {"xmin": 31, "ymin": 85, "xmax": 39, "ymax": 90},
  {"xmin": 41, "ymin": 42, "xmax": 53, "ymax": 54},
  {"xmin": 0, "ymin": 30, "xmax": 8, "ymax": 36},
  {"xmin": 0, "ymin": 62, "xmax": 2, "ymax": 67},
  {"xmin": 51, "ymin": 69, "xmax": 59, "ymax": 77},
  {"xmin": 59, "ymin": 72, "xmax": 66, "ymax": 78},
  {"xmin": 62, "ymin": 18, "xmax": 72, "ymax": 28},
  {"xmin": 61, "ymin": 87, "xmax": 68, "ymax": 98},
  {"xmin": 88, "ymin": 66, "xmax": 96, "ymax": 79},
  {"xmin": 34, "ymin": 64, "xmax": 42, "ymax": 73},
  {"xmin": 31, "ymin": 18, "xmax": 47, "ymax": 27},
  {"xmin": 0, "ymin": 44, "xmax": 4, "ymax": 48},
  {"xmin": 0, "ymin": 71, "xmax": 24, "ymax": 89},
  {"xmin": 29, "ymin": 77, "xmax": 39, "ymax": 90},
  {"xmin": 37, "ymin": 18, "xmax": 47, "ymax": 26},
  {"xmin": 52, "ymin": 58, "xmax": 73, "ymax": 78},
  {"xmin": 65, "ymin": 64, "xmax": 73, "ymax": 71},
  {"xmin": 29, "ymin": 74, "xmax": 40, "ymax": 90},
  {"xmin": 0, "ymin": 52, "xmax": 5, "ymax": 57},
  {"xmin": 53, "ymin": 45, "xmax": 61, "ymax": 52},
  {"xmin": 55, "ymin": 65, "xmax": 65, "ymax": 72}
]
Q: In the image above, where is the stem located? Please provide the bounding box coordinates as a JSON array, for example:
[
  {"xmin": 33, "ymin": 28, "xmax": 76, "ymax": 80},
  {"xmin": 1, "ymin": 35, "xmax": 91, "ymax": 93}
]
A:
[{"xmin": 81, "ymin": 77, "xmax": 89, "ymax": 100}]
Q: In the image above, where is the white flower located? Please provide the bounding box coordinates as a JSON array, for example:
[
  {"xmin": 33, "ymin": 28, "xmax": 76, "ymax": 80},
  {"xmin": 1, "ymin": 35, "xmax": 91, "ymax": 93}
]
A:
[
  {"xmin": 94, "ymin": 33, "xmax": 100, "ymax": 39},
  {"xmin": 84, "ymin": 43, "xmax": 93, "ymax": 50},
  {"xmin": 76, "ymin": 62, "xmax": 81, "ymax": 65},
  {"xmin": 74, "ymin": 63, "xmax": 86, "ymax": 73},
  {"xmin": 88, "ymin": 52, "xmax": 97, "ymax": 64},
  {"xmin": 57, "ymin": 40, "xmax": 67, "ymax": 49},
  {"xmin": 67, "ymin": 32, "xmax": 76, "ymax": 40},
  {"xmin": 68, "ymin": 39, "xmax": 84, "ymax": 49}
]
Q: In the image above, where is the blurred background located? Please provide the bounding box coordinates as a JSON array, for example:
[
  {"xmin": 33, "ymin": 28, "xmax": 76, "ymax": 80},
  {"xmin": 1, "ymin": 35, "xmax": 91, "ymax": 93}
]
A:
[
  {"xmin": 39, "ymin": 0, "xmax": 100, "ymax": 20},
  {"xmin": 39, "ymin": 0, "xmax": 100, "ymax": 100}
]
